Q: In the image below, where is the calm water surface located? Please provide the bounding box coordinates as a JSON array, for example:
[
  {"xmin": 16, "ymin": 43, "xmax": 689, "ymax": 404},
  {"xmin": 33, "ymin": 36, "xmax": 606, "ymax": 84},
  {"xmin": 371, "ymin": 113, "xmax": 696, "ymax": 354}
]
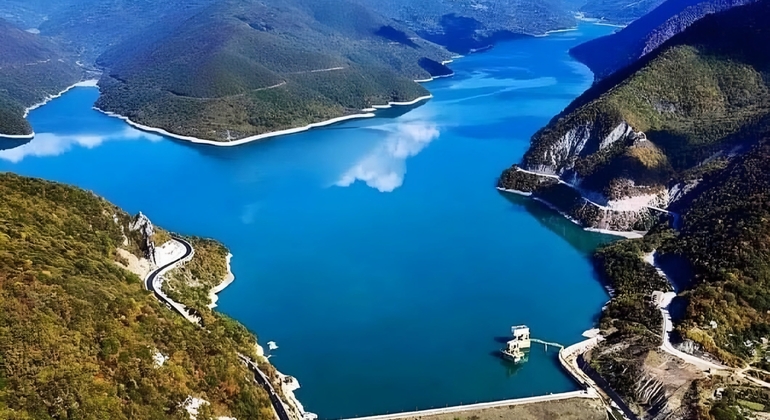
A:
[{"xmin": 0, "ymin": 24, "xmax": 616, "ymax": 419}]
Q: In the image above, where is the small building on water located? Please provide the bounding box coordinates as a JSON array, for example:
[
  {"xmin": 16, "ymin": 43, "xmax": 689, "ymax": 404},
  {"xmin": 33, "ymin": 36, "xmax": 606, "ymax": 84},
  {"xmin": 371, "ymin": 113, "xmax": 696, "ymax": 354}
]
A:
[
  {"xmin": 511, "ymin": 325, "xmax": 531, "ymax": 348},
  {"xmin": 501, "ymin": 325, "xmax": 531, "ymax": 363}
]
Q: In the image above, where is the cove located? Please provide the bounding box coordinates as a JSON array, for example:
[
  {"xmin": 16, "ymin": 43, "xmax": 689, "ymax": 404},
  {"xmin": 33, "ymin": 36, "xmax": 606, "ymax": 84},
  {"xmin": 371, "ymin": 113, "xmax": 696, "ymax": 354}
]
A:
[{"xmin": 0, "ymin": 23, "xmax": 616, "ymax": 419}]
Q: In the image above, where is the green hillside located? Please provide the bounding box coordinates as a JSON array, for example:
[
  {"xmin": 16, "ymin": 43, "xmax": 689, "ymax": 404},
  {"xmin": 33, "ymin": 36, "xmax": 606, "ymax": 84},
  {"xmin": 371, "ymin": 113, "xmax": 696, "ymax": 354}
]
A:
[
  {"xmin": 579, "ymin": 0, "xmax": 667, "ymax": 24},
  {"xmin": 0, "ymin": 173, "xmax": 278, "ymax": 419},
  {"xmin": 499, "ymin": 3, "xmax": 770, "ymax": 417},
  {"xmin": 94, "ymin": 0, "xmax": 448, "ymax": 142},
  {"xmin": 358, "ymin": 0, "xmax": 576, "ymax": 53},
  {"xmin": 499, "ymin": 0, "xmax": 770, "ymax": 225},
  {"xmin": 570, "ymin": 0, "xmax": 757, "ymax": 80},
  {"xmin": 0, "ymin": 19, "xmax": 82, "ymax": 137}
]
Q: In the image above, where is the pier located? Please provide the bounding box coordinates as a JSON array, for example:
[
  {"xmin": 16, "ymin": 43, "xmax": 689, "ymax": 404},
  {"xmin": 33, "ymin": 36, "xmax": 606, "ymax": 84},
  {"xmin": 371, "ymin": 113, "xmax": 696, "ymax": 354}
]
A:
[{"xmin": 531, "ymin": 338, "xmax": 564, "ymax": 351}]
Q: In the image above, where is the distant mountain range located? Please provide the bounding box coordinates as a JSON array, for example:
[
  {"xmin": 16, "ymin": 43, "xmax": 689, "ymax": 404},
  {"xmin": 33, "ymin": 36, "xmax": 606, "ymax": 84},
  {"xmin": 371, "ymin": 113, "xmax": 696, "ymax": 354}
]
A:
[
  {"xmin": 0, "ymin": 0, "xmax": 699, "ymax": 141},
  {"xmin": 571, "ymin": 0, "xmax": 757, "ymax": 79},
  {"xmin": 577, "ymin": 0, "xmax": 667, "ymax": 24},
  {"xmin": 93, "ymin": 0, "xmax": 451, "ymax": 142},
  {"xmin": 358, "ymin": 0, "xmax": 576, "ymax": 53}
]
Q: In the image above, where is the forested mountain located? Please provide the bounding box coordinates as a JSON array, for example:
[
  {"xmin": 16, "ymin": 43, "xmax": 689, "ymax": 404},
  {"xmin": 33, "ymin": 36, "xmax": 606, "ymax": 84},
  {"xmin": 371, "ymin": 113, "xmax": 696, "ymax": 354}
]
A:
[
  {"xmin": 0, "ymin": 173, "xmax": 280, "ymax": 419},
  {"xmin": 0, "ymin": 19, "xmax": 82, "ymax": 137},
  {"xmin": 94, "ymin": 0, "xmax": 451, "ymax": 142},
  {"xmin": 38, "ymin": 0, "xmax": 217, "ymax": 62},
  {"xmin": 358, "ymin": 0, "xmax": 576, "ymax": 53},
  {"xmin": 0, "ymin": 0, "xmax": 67, "ymax": 29},
  {"xmin": 578, "ymin": 0, "xmax": 667, "ymax": 24},
  {"xmin": 499, "ymin": 0, "xmax": 770, "ymax": 232},
  {"xmin": 499, "ymin": 2, "xmax": 770, "ymax": 417},
  {"xmin": 571, "ymin": 0, "xmax": 756, "ymax": 80},
  {"xmin": 1, "ymin": 0, "xmax": 672, "ymax": 142}
]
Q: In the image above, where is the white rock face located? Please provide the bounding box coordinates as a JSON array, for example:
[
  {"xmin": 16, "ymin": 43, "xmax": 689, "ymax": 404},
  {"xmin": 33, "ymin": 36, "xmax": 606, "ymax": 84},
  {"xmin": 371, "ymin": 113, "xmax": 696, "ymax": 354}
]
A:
[
  {"xmin": 533, "ymin": 122, "xmax": 593, "ymax": 175},
  {"xmin": 606, "ymin": 192, "xmax": 666, "ymax": 212},
  {"xmin": 129, "ymin": 211, "xmax": 154, "ymax": 236},
  {"xmin": 668, "ymin": 180, "xmax": 699, "ymax": 205},
  {"xmin": 129, "ymin": 212, "xmax": 156, "ymax": 263},
  {"xmin": 530, "ymin": 120, "xmax": 644, "ymax": 175},
  {"xmin": 599, "ymin": 122, "xmax": 634, "ymax": 150}
]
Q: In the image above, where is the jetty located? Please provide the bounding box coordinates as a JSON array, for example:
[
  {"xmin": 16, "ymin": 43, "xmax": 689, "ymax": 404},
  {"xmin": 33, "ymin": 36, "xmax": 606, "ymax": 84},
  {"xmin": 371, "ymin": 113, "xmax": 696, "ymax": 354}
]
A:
[{"xmin": 531, "ymin": 338, "xmax": 564, "ymax": 351}]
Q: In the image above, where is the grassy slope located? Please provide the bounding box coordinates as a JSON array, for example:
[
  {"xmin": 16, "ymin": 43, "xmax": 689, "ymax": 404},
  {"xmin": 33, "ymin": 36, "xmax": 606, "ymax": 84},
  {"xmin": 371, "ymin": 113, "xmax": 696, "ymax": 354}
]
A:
[
  {"xmin": 94, "ymin": 0, "xmax": 445, "ymax": 142},
  {"xmin": 0, "ymin": 173, "xmax": 275, "ymax": 420},
  {"xmin": 0, "ymin": 19, "xmax": 82, "ymax": 136}
]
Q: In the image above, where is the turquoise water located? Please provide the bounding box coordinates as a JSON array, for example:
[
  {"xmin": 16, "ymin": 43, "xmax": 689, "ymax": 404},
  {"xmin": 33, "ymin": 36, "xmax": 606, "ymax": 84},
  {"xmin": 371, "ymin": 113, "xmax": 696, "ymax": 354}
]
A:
[{"xmin": 0, "ymin": 24, "xmax": 615, "ymax": 419}]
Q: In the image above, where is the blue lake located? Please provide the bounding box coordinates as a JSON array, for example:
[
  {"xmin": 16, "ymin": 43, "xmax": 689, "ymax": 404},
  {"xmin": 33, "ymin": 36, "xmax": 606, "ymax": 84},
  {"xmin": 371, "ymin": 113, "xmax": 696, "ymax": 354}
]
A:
[{"xmin": 0, "ymin": 24, "xmax": 616, "ymax": 419}]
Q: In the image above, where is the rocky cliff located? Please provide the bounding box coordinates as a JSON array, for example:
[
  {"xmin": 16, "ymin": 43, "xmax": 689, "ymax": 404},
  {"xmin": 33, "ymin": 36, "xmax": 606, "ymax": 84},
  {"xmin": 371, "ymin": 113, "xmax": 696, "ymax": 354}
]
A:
[
  {"xmin": 499, "ymin": 0, "xmax": 770, "ymax": 234},
  {"xmin": 128, "ymin": 211, "xmax": 157, "ymax": 264}
]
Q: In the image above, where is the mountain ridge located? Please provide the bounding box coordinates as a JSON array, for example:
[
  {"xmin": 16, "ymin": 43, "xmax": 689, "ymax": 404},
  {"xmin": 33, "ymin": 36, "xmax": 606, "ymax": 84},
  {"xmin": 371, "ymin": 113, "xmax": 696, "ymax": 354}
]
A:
[
  {"xmin": 93, "ymin": 0, "xmax": 451, "ymax": 143},
  {"xmin": 571, "ymin": 0, "xmax": 757, "ymax": 80},
  {"xmin": 0, "ymin": 18, "xmax": 83, "ymax": 137}
]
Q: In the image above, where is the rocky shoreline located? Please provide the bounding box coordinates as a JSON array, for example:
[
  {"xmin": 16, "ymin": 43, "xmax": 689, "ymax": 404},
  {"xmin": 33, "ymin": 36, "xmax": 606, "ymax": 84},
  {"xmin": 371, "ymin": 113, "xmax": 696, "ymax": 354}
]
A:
[{"xmin": 118, "ymin": 213, "xmax": 313, "ymax": 420}]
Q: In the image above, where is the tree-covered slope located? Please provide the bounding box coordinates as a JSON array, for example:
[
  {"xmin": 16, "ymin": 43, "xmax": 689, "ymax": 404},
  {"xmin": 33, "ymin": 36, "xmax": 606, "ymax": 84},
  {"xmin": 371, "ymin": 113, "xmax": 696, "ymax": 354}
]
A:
[
  {"xmin": 358, "ymin": 0, "xmax": 576, "ymax": 53},
  {"xmin": 0, "ymin": 173, "xmax": 283, "ymax": 419},
  {"xmin": 94, "ymin": 0, "xmax": 450, "ymax": 142},
  {"xmin": 584, "ymin": 138, "xmax": 770, "ymax": 419},
  {"xmin": 578, "ymin": 0, "xmax": 668, "ymax": 25},
  {"xmin": 571, "ymin": 0, "xmax": 757, "ymax": 80},
  {"xmin": 498, "ymin": 0, "xmax": 770, "ymax": 231},
  {"xmin": 669, "ymin": 140, "xmax": 770, "ymax": 364},
  {"xmin": 0, "ymin": 19, "xmax": 82, "ymax": 137},
  {"xmin": 37, "ymin": 0, "xmax": 216, "ymax": 62}
]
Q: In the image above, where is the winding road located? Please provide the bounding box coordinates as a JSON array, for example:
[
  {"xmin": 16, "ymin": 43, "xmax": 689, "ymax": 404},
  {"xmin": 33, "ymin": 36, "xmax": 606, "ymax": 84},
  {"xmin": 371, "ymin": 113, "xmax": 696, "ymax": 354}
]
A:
[
  {"xmin": 144, "ymin": 237, "xmax": 200, "ymax": 324},
  {"xmin": 144, "ymin": 237, "xmax": 192, "ymax": 296},
  {"xmin": 143, "ymin": 238, "xmax": 292, "ymax": 420}
]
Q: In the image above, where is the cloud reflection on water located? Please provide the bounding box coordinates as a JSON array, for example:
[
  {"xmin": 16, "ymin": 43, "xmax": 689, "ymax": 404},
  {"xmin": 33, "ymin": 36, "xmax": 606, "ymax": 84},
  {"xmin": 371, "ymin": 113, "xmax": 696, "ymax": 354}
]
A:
[
  {"xmin": 0, "ymin": 129, "xmax": 162, "ymax": 163},
  {"xmin": 335, "ymin": 122, "xmax": 440, "ymax": 192}
]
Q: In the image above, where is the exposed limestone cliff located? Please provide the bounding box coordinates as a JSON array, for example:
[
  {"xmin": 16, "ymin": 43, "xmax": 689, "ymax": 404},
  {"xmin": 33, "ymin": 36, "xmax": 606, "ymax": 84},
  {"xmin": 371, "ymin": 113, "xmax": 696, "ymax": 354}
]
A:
[
  {"xmin": 129, "ymin": 211, "xmax": 157, "ymax": 263},
  {"xmin": 499, "ymin": 0, "xmax": 770, "ymax": 235}
]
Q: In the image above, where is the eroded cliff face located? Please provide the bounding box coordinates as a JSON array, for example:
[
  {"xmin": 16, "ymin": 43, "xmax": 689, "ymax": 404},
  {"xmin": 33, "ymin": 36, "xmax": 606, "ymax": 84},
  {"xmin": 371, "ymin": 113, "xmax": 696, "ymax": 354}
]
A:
[
  {"xmin": 128, "ymin": 211, "xmax": 157, "ymax": 264},
  {"xmin": 523, "ymin": 120, "xmax": 641, "ymax": 176},
  {"xmin": 498, "ymin": 118, "xmax": 670, "ymax": 232},
  {"xmin": 499, "ymin": 0, "xmax": 770, "ymax": 235},
  {"xmin": 588, "ymin": 338, "xmax": 706, "ymax": 420}
]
